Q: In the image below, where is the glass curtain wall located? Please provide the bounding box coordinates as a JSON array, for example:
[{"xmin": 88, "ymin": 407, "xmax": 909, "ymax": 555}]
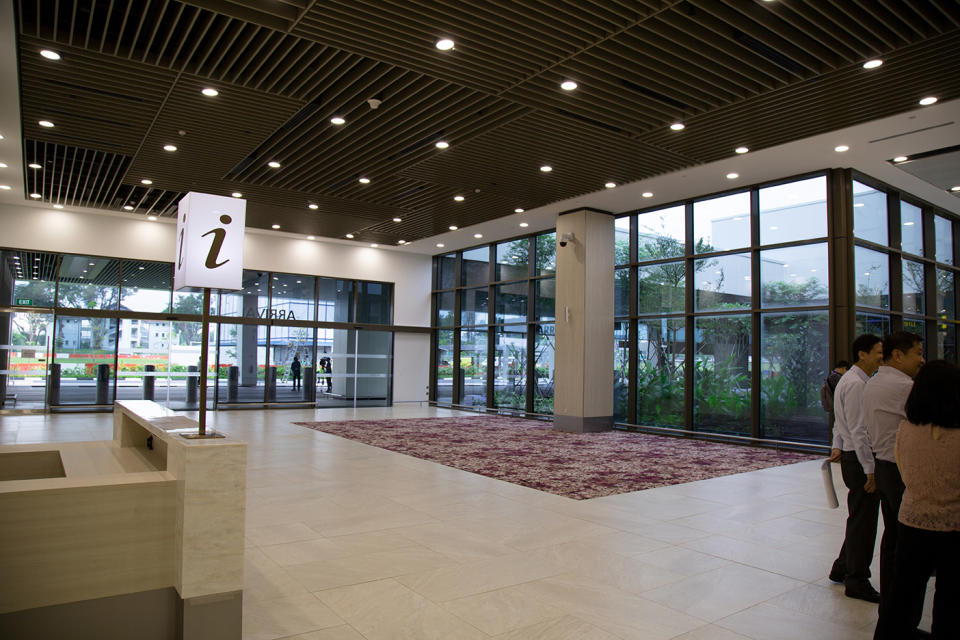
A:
[{"xmin": 430, "ymin": 232, "xmax": 556, "ymax": 414}]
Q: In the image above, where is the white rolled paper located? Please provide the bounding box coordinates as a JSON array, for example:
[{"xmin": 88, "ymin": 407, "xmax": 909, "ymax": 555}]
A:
[{"xmin": 821, "ymin": 459, "xmax": 840, "ymax": 509}]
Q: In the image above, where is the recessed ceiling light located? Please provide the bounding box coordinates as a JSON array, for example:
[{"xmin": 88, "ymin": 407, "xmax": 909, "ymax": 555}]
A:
[
  {"xmin": 163, "ymin": 144, "xmax": 177, "ymax": 152},
  {"xmin": 449, "ymin": 225, "xmax": 458, "ymax": 231},
  {"xmin": 670, "ymin": 122, "xmax": 685, "ymax": 131},
  {"xmin": 147, "ymin": 215, "xmax": 157, "ymax": 221},
  {"xmin": 474, "ymin": 233, "xmax": 482, "ymax": 239},
  {"xmin": 735, "ymin": 146, "xmax": 749, "ymax": 154},
  {"xmin": 308, "ymin": 203, "xmax": 318, "ymax": 210},
  {"xmin": 519, "ymin": 222, "xmax": 529, "ymax": 228},
  {"xmin": 271, "ymin": 224, "xmax": 280, "ymax": 229},
  {"xmin": 392, "ymin": 217, "xmax": 402, "ymax": 222},
  {"xmin": 918, "ymin": 96, "xmax": 938, "ymax": 106},
  {"xmin": 893, "ymin": 156, "xmax": 908, "ymax": 163},
  {"xmin": 358, "ymin": 177, "xmax": 370, "ymax": 184},
  {"xmin": 514, "ymin": 208, "xmax": 524, "ymax": 213},
  {"xmin": 398, "ymin": 240, "xmax": 406, "ymax": 244},
  {"xmin": 141, "ymin": 178, "xmax": 153, "ymax": 185},
  {"xmin": 604, "ymin": 182, "xmax": 616, "ymax": 189},
  {"xmin": 53, "ymin": 204, "xmax": 63, "ymax": 209},
  {"xmin": 950, "ymin": 186, "xmax": 960, "ymax": 192},
  {"xmin": 854, "ymin": 203, "xmax": 865, "ymax": 207},
  {"xmin": 123, "ymin": 205, "xmax": 134, "ymax": 210},
  {"xmin": 38, "ymin": 120, "xmax": 54, "ymax": 128},
  {"xmin": 863, "ymin": 59, "xmax": 883, "ymax": 69},
  {"xmin": 232, "ymin": 192, "xmax": 242, "ymax": 198},
  {"xmin": 29, "ymin": 193, "xmax": 41, "ymax": 198},
  {"xmin": 540, "ymin": 165, "xmax": 552, "ymax": 172},
  {"xmin": 560, "ymin": 80, "xmax": 578, "ymax": 91},
  {"xmin": 345, "ymin": 233, "xmax": 354, "ymax": 239},
  {"xmin": 0, "ymin": 185, "xmax": 11, "ymax": 190},
  {"xmin": 330, "ymin": 116, "xmax": 346, "ymax": 125},
  {"xmin": 642, "ymin": 192, "xmax": 653, "ymax": 198},
  {"xmin": 138, "ymin": 266, "xmax": 145, "ymax": 270},
  {"xmin": 454, "ymin": 195, "xmax": 464, "ymax": 201},
  {"xmin": 267, "ymin": 161, "xmax": 281, "ymax": 168},
  {"xmin": 436, "ymin": 243, "xmax": 445, "ymax": 248},
  {"xmin": 88, "ymin": 262, "xmax": 94, "ymax": 265},
  {"xmin": 307, "ymin": 236, "xmax": 315, "ymax": 240},
  {"xmin": 834, "ymin": 145, "xmax": 849, "ymax": 152},
  {"xmin": 40, "ymin": 49, "xmax": 61, "ymax": 60},
  {"xmin": 201, "ymin": 88, "xmax": 218, "ymax": 97},
  {"xmin": 369, "ymin": 243, "xmax": 378, "ymax": 248},
  {"xmin": 726, "ymin": 172, "xmax": 739, "ymax": 179},
  {"xmin": 904, "ymin": 221, "xmax": 915, "ymax": 226},
  {"xmin": 436, "ymin": 38, "xmax": 455, "ymax": 51},
  {"xmin": 28, "ymin": 163, "xmax": 41, "ymax": 169},
  {"xmin": 435, "ymin": 141, "xmax": 449, "ymax": 149}
]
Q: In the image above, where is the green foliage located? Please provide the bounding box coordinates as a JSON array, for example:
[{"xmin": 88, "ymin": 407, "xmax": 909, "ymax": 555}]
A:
[
  {"xmin": 693, "ymin": 356, "xmax": 750, "ymax": 426},
  {"xmin": 636, "ymin": 360, "xmax": 685, "ymax": 425}
]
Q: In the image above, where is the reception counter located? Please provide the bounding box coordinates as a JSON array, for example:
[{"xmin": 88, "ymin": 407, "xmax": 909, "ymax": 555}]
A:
[{"xmin": 0, "ymin": 401, "xmax": 247, "ymax": 640}]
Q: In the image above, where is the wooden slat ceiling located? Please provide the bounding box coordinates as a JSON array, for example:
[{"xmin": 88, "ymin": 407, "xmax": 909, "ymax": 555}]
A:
[{"xmin": 15, "ymin": 0, "xmax": 960, "ymax": 245}]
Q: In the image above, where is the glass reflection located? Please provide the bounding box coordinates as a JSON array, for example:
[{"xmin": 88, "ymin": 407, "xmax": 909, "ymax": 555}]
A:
[
  {"xmin": 937, "ymin": 268, "xmax": 955, "ymax": 320},
  {"xmin": 694, "ymin": 253, "xmax": 751, "ymax": 311},
  {"xmin": 902, "ymin": 260, "xmax": 925, "ymax": 315},
  {"xmin": 120, "ymin": 260, "xmax": 172, "ymax": 313},
  {"xmin": 436, "ymin": 330, "xmax": 454, "ymax": 403},
  {"xmin": 760, "ymin": 244, "xmax": 828, "ymax": 308},
  {"xmin": 534, "ymin": 325, "xmax": 554, "ymax": 414},
  {"xmin": 496, "ymin": 239, "xmax": 529, "ymax": 281},
  {"xmin": 638, "ymin": 205, "xmax": 685, "ymax": 260},
  {"xmin": 536, "ymin": 278, "xmax": 555, "ymax": 322},
  {"xmin": 638, "ymin": 261, "xmax": 684, "ymax": 314},
  {"xmin": 853, "ymin": 181, "xmax": 888, "ymax": 245},
  {"xmin": 462, "ymin": 247, "xmax": 489, "ymax": 287},
  {"xmin": 537, "ymin": 232, "xmax": 556, "ymax": 276},
  {"xmin": 759, "ymin": 176, "xmax": 827, "ymax": 244},
  {"xmin": 694, "ymin": 192, "xmax": 750, "ymax": 253},
  {"xmin": 460, "ymin": 329, "xmax": 487, "ymax": 407},
  {"xmin": 495, "ymin": 282, "xmax": 527, "ymax": 324},
  {"xmin": 637, "ymin": 318, "xmax": 685, "ymax": 427},
  {"xmin": 693, "ymin": 314, "xmax": 751, "ymax": 435},
  {"xmin": 460, "ymin": 287, "xmax": 488, "ymax": 326},
  {"xmin": 494, "ymin": 326, "xmax": 526, "ymax": 409},
  {"xmin": 901, "ymin": 201, "xmax": 923, "ymax": 256},
  {"xmin": 935, "ymin": 215, "xmax": 953, "ymax": 265},
  {"xmin": 855, "ymin": 247, "xmax": 889, "ymax": 309},
  {"xmin": 615, "ymin": 217, "xmax": 631, "ymax": 266},
  {"xmin": 57, "ymin": 255, "xmax": 119, "ymax": 310}
]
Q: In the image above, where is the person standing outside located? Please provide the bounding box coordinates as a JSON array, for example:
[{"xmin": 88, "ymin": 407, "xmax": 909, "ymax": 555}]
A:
[
  {"xmin": 291, "ymin": 353, "xmax": 301, "ymax": 392},
  {"xmin": 863, "ymin": 331, "xmax": 924, "ymax": 630},
  {"xmin": 828, "ymin": 335, "xmax": 883, "ymax": 602}
]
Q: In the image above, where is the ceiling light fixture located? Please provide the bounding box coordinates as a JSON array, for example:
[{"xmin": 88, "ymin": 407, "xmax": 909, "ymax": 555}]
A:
[
  {"xmin": 605, "ymin": 182, "xmax": 616, "ymax": 189},
  {"xmin": 435, "ymin": 38, "xmax": 455, "ymax": 51},
  {"xmin": 560, "ymin": 80, "xmax": 578, "ymax": 91},
  {"xmin": 893, "ymin": 156, "xmax": 908, "ymax": 163},
  {"xmin": 435, "ymin": 141, "xmax": 449, "ymax": 149},
  {"xmin": 147, "ymin": 215, "xmax": 157, "ymax": 221},
  {"xmin": 398, "ymin": 240, "xmax": 406, "ymax": 244},
  {"xmin": 28, "ymin": 163, "xmax": 41, "ymax": 169},
  {"xmin": 370, "ymin": 243, "xmax": 378, "ymax": 248},
  {"xmin": 834, "ymin": 145, "xmax": 849, "ymax": 152},
  {"xmin": 267, "ymin": 161, "xmax": 281, "ymax": 168},
  {"xmin": 950, "ymin": 186, "xmax": 960, "ymax": 192},
  {"xmin": 670, "ymin": 122, "xmax": 685, "ymax": 131},
  {"xmin": 29, "ymin": 193, "xmax": 41, "ymax": 198},
  {"xmin": 863, "ymin": 59, "xmax": 883, "ymax": 69},
  {"xmin": 231, "ymin": 192, "xmax": 242, "ymax": 198},
  {"xmin": 726, "ymin": 172, "xmax": 739, "ymax": 179},
  {"xmin": 0, "ymin": 185, "xmax": 11, "ymax": 190},
  {"xmin": 40, "ymin": 49, "xmax": 61, "ymax": 60},
  {"xmin": 474, "ymin": 233, "xmax": 482, "ymax": 238},
  {"xmin": 642, "ymin": 192, "xmax": 654, "ymax": 198},
  {"xmin": 330, "ymin": 116, "xmax": 346, "ymax": 125},
  {"xmin": 449, "ymin": 225, "xmax": 458, "ymax": 231},
  {"xmin": 540, "ymin": 165, "xmax": 552, "ymax": 172},
  {"xmin": 307, "ymin": 236, "xmax": 315, "ymax": 240},
  {"xmin": 201, "ymin": 88, "xmax": 218, "ymax": 97},
  {"xmin": 519, "ymin": 222, "xmax": 529, "ymax": 228},
  {"xmin": 436, "ymin": 243, "xmax": 445, "ymax": 248},
  {"xmin": 454, "ymin": 195, "xmax": 464, "ymax": 201},
  {"xmin": 38, "ymin": 120, "xmax": 54, "ymax": 128},
  {"xmin": 271, "ymin": 224, "xmax": 280, "ymax": 229},
  {"xmin": 308, "ymin": 203, "xmax": 318, "ymax": 210},
  {"xmin": 358, "ymin": 177, "xmax": 370, "ymax": 184},
  {"xmin": 54, "ymin": 204, "xmax": 63, "ymax": 209},
  {"xmin": 735, "ymin": 146, "xmax": 749, "ymax": 154},
  {"xmin": 345, "ymin": 233, "xmax": 354, "ymax": 239},
  {"xmin": 392, "ymin": 217, "xmax": 402, "ymax": 222},
  {"xmin": 0, "ymin": 162, "xmax": 6, "ymax": 168},
  {"xmin": 163, "ymin": 144, "xmax": 177, "ymax": 152},
  {"xmin": 141, "ymin": 178, "xmax": 153, "ymax": 184},
  {"xmin": 123, "ymin": 205, "xmax": 134, "ymax": 210},
  {"xmin": 918, "ymin": 96, "xmax": 938, "ymax": 106}
]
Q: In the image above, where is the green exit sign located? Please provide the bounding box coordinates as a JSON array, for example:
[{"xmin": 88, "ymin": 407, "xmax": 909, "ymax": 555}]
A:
[{"xmin": 15, "ymin": 298, "xmax": 33, "ymax": 306}]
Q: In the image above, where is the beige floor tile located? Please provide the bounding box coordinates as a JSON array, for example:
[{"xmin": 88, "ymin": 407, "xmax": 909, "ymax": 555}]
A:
[
  {"xmin": 242, "ymin": 592, "xmax": 344, "ymax": 640},
  {"xmin": 766, "ymin": 583, "xmax": 879, "ymax": 629},
  {"xmin": 682, "ymin": 533, "xmax": 837, "ymax": 582},
  {"xmin": 443, "ymin": 585, "xmax": 566, "ymax": 636},
  {"xmin": 261, "ymin": 531, "xmax": 423, "ymax": 567},
  {"xmin": 394, "ymin": 521, "xmax": 519, "ymax": 562},
  {"xmin": 629, "ymin": 546, "xmax": 733, "ymax": 577},
  {"xmin": 718, "ymin": 602, "xmax": 874, "ymax": 640},
  {"xmin": 246, "ymin": 522, "xmax": 325, "ymax": 547},
  {"xmin": 641, "ymin": 563, "xmax": 801, "ymax": 622},
  {"xmin": 244, "ymin": 548, "xmax": 312, "ymax": 602},
  {"xmin": 286, "ymin": 546, "xmax": 458, "ymax": 592},
  {"xmin": 492, "ymin": 615, "xmax": 622, "ymax": 640},
  {"xmin": 276, "ymin": 626, "xmax": 367, "ymax": 640},
  {"xmin": 669, "ymin": 624, "xmax": 754, "ymax": 640}
]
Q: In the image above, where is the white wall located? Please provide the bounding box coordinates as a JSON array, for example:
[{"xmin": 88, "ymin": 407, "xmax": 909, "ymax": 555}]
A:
[{"xmin": 0, "ymin": 202, "xmax": 433, "ymax": 402}]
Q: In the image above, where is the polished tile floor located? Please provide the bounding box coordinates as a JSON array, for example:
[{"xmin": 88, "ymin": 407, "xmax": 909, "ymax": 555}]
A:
[{"xmin": 1, "ymin": 406, "xmax": 934, "ymax": 640}]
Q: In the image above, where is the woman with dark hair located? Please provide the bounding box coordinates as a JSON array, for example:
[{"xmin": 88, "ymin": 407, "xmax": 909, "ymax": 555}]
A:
[{"xmin": 875, "ymin": 359, "xmax": 960, "ymax": 639}]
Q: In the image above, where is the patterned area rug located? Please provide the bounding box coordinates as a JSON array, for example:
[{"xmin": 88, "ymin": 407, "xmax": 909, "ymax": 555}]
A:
[{"xmin": 294, "ymin": 417, "xmax": 818, "ymax": 500}]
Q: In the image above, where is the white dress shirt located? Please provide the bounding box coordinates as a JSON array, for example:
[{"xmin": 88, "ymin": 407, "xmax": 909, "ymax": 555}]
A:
[
  {"xmin": 861, "ymin": 365, "xmax": 914, "ymax": 463},
  {"xmin": 831, "ymin": 365, "xmax": 874, "ymax": 474}
]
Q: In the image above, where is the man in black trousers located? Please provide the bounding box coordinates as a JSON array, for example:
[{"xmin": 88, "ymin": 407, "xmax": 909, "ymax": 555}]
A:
[{"xmin": 828, "ymin": 334, "xmax": 884, "ymax": 602}]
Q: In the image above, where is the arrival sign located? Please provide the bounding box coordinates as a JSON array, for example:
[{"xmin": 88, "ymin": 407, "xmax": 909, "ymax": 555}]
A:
[{"xmin": 174, "ymin": 192, "xmax": 246, "ymax": 291}]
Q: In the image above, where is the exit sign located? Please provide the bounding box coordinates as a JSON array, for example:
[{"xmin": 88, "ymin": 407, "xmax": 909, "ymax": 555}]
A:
[{"xmin": 15, "ymin": 298, "xmax": 33, "ymax": 306}]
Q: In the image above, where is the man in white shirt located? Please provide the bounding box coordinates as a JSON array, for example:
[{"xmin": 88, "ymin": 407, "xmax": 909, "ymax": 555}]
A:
[
  {"xmin": 862, "ymin": 331, "xmax": 924, "ymax": 628},
  {"xmin": 828, "ymin": 334, "xmax": 884, "ymax": 602}
]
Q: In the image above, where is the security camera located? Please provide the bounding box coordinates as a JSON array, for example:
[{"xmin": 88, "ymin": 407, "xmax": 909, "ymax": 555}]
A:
[
  {"xmin": 367, "ymin": 98, "xmax": 382, "ymax": 109},
  {"xmin": 559, "ymin": 232, "xmax": 574, "ymax": 247}
]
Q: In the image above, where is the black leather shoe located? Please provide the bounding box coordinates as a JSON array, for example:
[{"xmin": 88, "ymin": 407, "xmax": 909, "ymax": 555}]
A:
[
  {"xmin": 844, "ymin": 583, "xmax": 881, "ymax": 603},
  {"xmin": 828, "ymin": 569, "xmax": 845, "ymax": 583}
]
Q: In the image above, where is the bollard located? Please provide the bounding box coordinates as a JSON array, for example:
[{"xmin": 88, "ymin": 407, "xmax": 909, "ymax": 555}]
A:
[
  {"xmin": 186, "ymin": 365, "xmax": 198, "ymax": 405},
  {"xmin": 48, "ymin": 363, "xmax": 61, "ymax": 406},
  {"xmin": 143, "ymin": 364, "xmax": 155, "ymax": 401},
  {"xmin": 267, "ymin": 366, "xmax": 277, "ymax": 401},
  {"xmin": 303, "ymin": 367, "xmax": 316, "ymax": 402},
  {"xmin": 96, "ymin": 363, "xmax": 111, "ymax": 405},
  {"xmin": 228, "ymin": 365, "xmax": 239, "ymax": 403}
]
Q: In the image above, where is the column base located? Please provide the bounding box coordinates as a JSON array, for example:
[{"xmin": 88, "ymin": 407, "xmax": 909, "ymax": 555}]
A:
[{"xmin": 554, "ymin": 415, "xmax": 613, "ymax": 433}]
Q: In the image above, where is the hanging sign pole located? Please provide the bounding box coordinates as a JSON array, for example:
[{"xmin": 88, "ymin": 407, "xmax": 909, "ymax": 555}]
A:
[{"xmin": 174, "ymin": 192, "xmax": 246, "ymax": 439}]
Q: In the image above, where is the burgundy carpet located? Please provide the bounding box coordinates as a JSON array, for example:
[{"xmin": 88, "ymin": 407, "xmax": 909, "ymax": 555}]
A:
[{"xmin": 294, "ymin": 416, "xmax": 818, "ymax": 500}]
